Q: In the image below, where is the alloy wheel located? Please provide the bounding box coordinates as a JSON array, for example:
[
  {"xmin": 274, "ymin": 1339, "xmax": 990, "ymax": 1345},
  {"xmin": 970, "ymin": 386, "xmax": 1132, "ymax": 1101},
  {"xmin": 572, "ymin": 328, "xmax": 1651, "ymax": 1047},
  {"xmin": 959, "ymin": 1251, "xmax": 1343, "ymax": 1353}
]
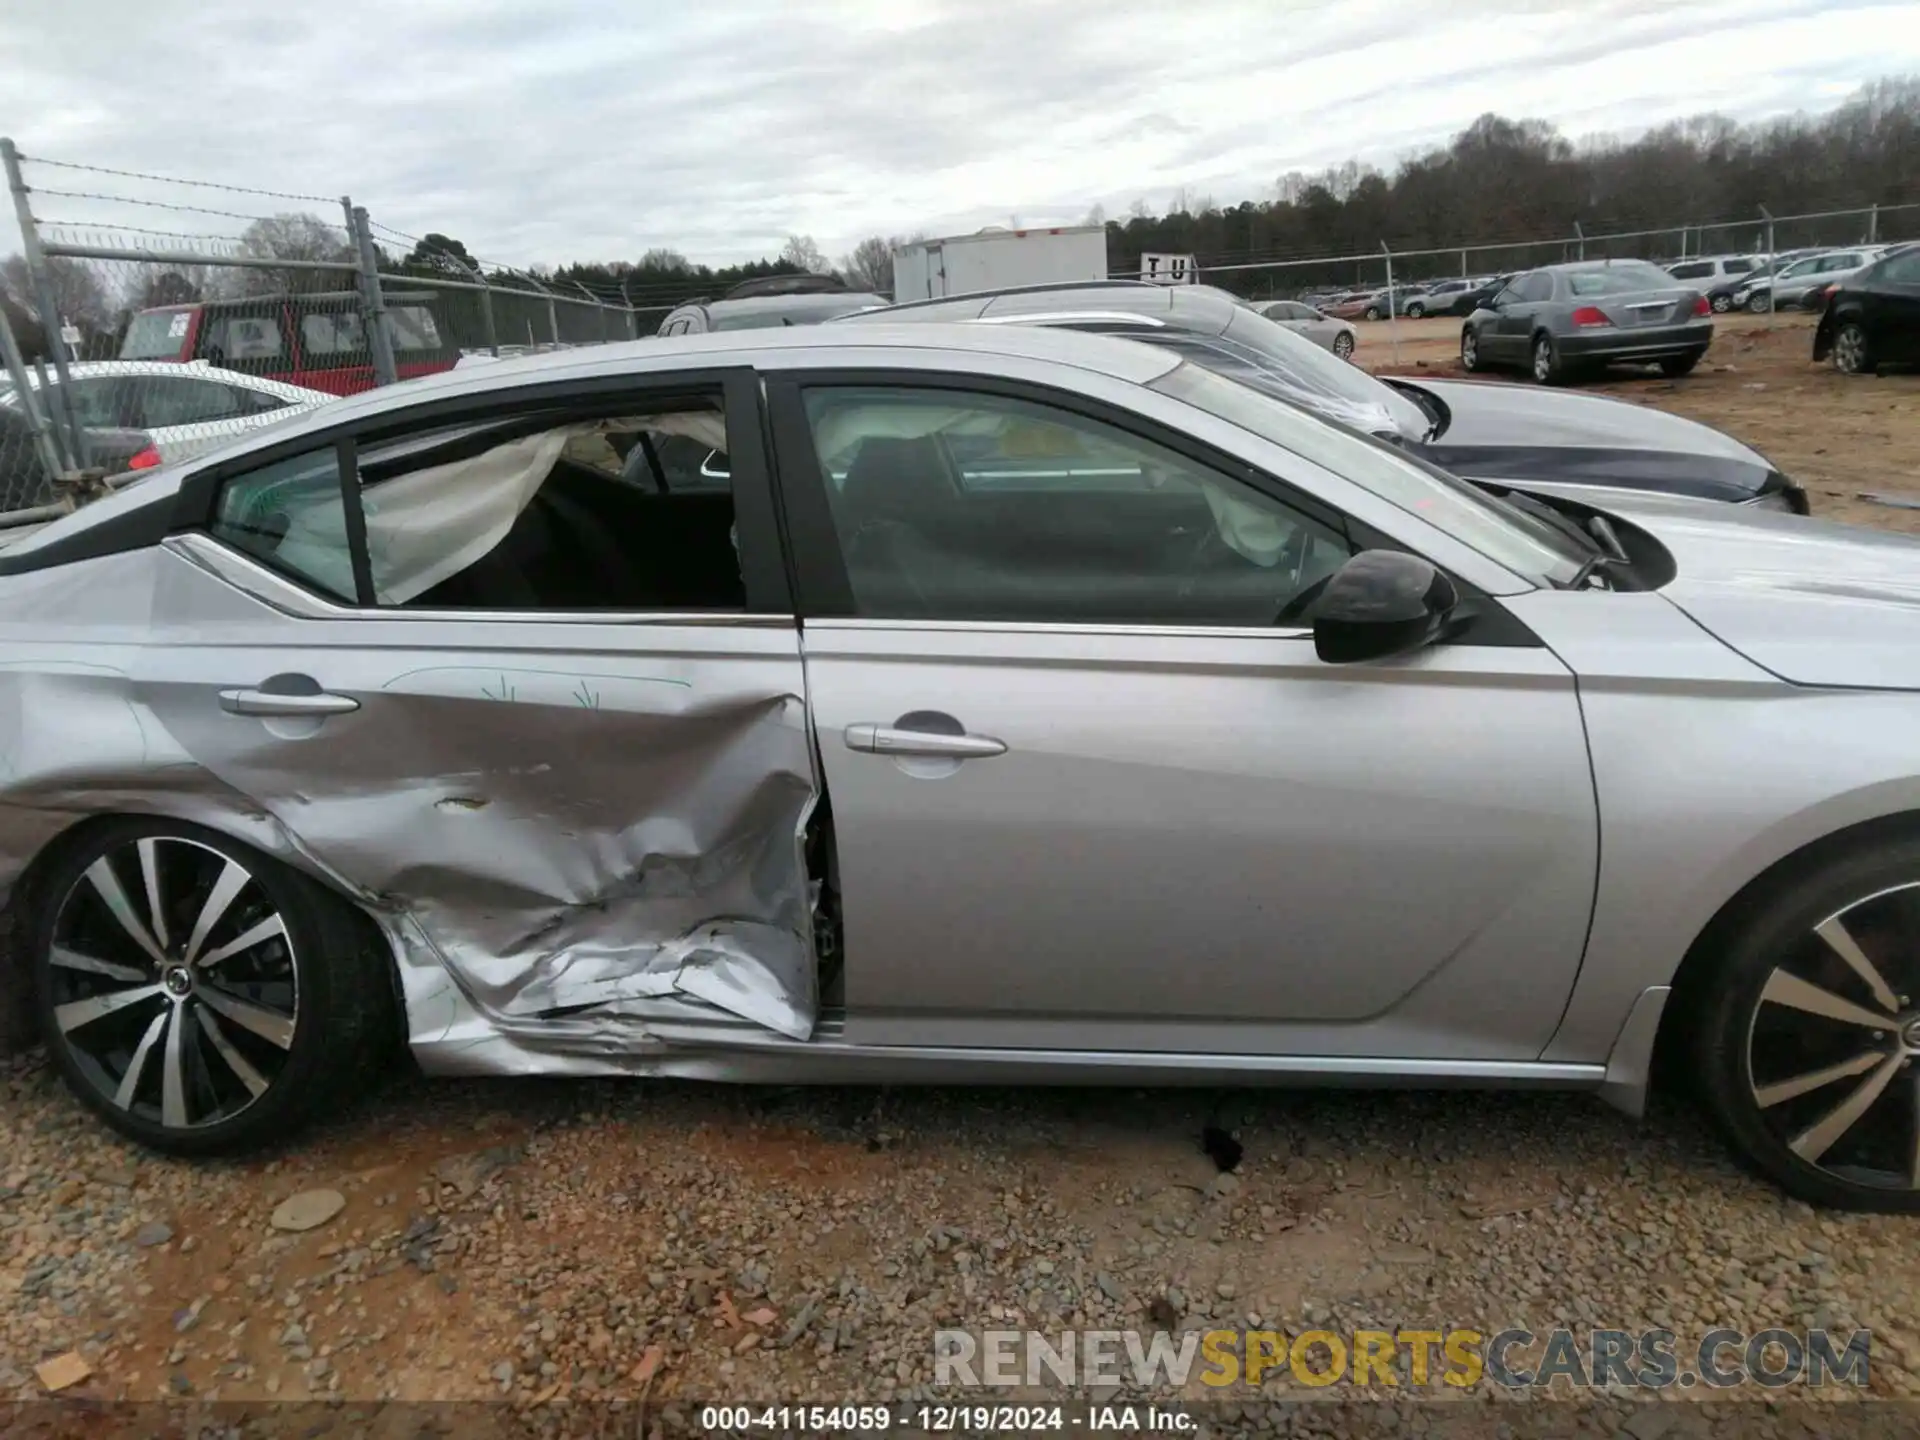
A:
[
  {"xmin": 1745, "ymin": 883, "xmax": 1920, "ymax": 1193},
  {"xmin": 1460, "ymin": 332, "xmax": 1478, "ymax": 370},
  {"xmin": 1532, "ymin": 337, "xmax": 1554, "ymax": 382},
  {"xmin": 1833, "ymin": 323, "xmax": 1869, "ymax": 374},
  {"xmin": 1333, "ymin": 332, "xmax": 1354, "ymax": 360},
  {"xmin": 1711, "ymin": 294, "xmax": 1732, "ymax": 313},
  {"xmin": 47, "ymin": 836, "xmax": 298, "ymax": 1131}
]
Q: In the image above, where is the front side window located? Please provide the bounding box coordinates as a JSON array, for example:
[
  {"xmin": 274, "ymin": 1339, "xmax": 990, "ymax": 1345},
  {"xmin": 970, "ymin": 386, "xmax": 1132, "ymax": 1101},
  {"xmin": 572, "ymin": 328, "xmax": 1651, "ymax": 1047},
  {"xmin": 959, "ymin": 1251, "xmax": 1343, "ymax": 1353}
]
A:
[
  {"xmin": 1876, "ymin": 250, "xmax": 1920, "ymax": 284},
  {"xmin": 799, "ymin": 385, "xmax": 1354, "ymax": 626},
  {"xmin": 203, "ymin": 314, "xmax": 285, "ymax": 363},
  {"xmin": 1822, "ymin": 254, "xmax": 1862, "ymax": 272},
  {"xmin": 1667, "ymin": 262, "xmax": 1712, "ymax": 280}
]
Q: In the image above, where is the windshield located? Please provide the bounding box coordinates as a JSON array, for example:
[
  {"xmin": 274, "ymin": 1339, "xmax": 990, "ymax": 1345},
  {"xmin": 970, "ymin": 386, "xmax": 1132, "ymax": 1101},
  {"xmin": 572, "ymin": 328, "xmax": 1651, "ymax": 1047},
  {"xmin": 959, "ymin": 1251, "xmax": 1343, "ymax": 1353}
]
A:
[
  {"xmin": 1215, "ymin": 302, "xmax": 1431, "ymax": 441},
  {"xmin": 1152, "ymin": 361, "xmax": 1588, "ymax": 588},
  {"xmin": 121, "ymin": 309, "xmax": 191, "ymax": 360},
  {"xmin": 1565, "ymin": 262, "xmax": 1679, "ymax": 295}
]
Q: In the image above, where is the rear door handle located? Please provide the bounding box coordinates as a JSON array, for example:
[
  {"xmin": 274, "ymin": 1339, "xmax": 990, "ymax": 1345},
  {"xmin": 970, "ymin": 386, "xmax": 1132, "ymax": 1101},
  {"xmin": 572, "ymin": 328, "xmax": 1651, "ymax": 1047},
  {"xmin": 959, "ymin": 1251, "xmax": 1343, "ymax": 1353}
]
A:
[
  {"xmin": 219, "ymin": 688, "xmax": 360, "ymax": 717},
  {"xmin": 844, "ymin": 724, "xmax": 1007, "ymax": 758}
]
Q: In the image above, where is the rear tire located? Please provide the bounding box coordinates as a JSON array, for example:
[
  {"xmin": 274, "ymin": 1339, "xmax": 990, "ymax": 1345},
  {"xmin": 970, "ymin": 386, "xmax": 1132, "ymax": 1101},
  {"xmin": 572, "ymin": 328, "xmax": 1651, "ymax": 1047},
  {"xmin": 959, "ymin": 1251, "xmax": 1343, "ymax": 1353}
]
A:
[
  {"xmin": 1831, "ymin": 321, "xmax": 1875, "ymax": 375},
  {"xmin": 1364, "ymin": 306, "xmax": 1382, "ymax": 321},
  {"xmin": 1531, "ymin": 333, "xmax": 1566, "ymax": 385},
  {"xmin": 1406, "ymin": 303, "xmax": 1426, "ymax": 319},
  {"xmin": 1711, "ymin": 294, "xmax": 1733, "ymax": 314},
  {"xmin": 1331, "ymin": 331, "xmax": 1355, "ymax": 361},
  {"xmin": 1694, "ymin": 837, "xmax": 1920, "ymax": 1212},
  {"xmin": 1459, "ymin": 328, "xmax": 1482, "ymax": 372},
  {"xmin": 1659, "ymin": 349, "xmax": 1705, "ymax": 377},
  {"xmin": 31, "ymin": 817, "xmax": 396, "ymax": 1156}
]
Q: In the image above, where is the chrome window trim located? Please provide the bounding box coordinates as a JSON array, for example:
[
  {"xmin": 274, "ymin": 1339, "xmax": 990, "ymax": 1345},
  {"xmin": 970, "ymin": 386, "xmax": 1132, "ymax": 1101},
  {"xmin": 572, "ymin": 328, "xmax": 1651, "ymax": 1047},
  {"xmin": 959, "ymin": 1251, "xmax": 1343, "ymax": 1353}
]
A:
[
  {"xmin": 974, "ymin": 311, "xmax": 1170, "ymax": 328},
  {"xmin": 164, "ymin": 533, "xmax": 793, "ymax": 628}
]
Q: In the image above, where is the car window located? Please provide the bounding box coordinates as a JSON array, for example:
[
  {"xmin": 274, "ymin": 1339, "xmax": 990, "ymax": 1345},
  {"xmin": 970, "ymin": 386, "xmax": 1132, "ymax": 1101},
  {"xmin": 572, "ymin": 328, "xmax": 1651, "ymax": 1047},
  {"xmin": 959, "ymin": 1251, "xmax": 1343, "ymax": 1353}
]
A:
[
  {"xmin": 211, "ymin": 449, "xmax": 357, "ymax": 602},
  {"xmin": 137, "ymin": 376, "xmax": 252, "ymax": 428},
  {"xmin": 1777, "ymin": 258, "xmax": 1818, "ymax": 279},
  {"xmin": 299, "ymin": 313, "xmax": 365, "ymax": 357},
  {"xmin": 202, "ymin": 314, "xmax": 286, "ymax": 363},
  {"xmin": 1821, "ymin": 254, "xmax": 1862, "ymax": 272},
  {"xmin": 210, "ymin": 398, "xmax": 746, "ymax": 611},
  {"xmin": 120, "ymin": 310, "xmax": 192, "ymax": 361},
  {"xmin": 387, "ymin": 305, "xmax": 443, "ymax": 353},
  {"xmin": 1515, "ymin": 272, "xmax": 1554, "ymax": 302},
  {"xmin": 1565, "ymin": 263, "xmax": 1677, "ymax": 296},
  {"xmin": 1667, "ymin": 262, "xmax": 1712, "ymax": 280},
  {"xmin": 54, "ymin": 377, "xmax": 126, "ymax": 428},
  {"xmin": 1153, "ymin": 361, "xmax": 1587, "ymax": 589},
  {"xmin": 1725, "ymin": 257, "xmax": 1757, "ymax": 274},
  {"xmin": 1876, "ymin": 250, "xmax": 1920, "ymax": 284},
  {"xmin": 798, "ymin": 384, "xmax": 1354, "ymax": 626},
  {"xmin": 234, "ymin": 386, "xmax": 291, "ymax": 415}
]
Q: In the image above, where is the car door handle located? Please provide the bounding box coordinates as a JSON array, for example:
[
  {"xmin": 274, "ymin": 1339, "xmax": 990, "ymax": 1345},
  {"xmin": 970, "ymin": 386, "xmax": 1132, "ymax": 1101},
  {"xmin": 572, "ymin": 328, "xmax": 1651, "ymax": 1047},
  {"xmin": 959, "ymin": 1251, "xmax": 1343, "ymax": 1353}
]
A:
[
  {"xmin": 843, "ymin": 724, "xmax": 1007, "ymax": 758},
  {"xmin": 218, "ymin": 688, "xmax": 360, "ymax": 717}
]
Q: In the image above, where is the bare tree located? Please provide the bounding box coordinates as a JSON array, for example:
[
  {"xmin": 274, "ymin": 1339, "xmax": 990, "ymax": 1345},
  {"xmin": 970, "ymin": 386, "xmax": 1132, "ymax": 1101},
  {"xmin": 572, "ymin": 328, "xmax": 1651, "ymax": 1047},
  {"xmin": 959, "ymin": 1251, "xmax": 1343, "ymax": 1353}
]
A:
[
  {"xmin": 637, "ymin": 247, "xmax": 692, "ymax": 273},
  {"xmin": 839, "ymin": 236, "xmax": 897, "ymax": 295},
  {"xmin": 1083, "ymin": 202, "xmax": 1107, "ymax": 227},
  {"xmin": 231, "ymin": 212, "xmax": 355, "ymax": 299},
  {"xmin": 779, "ymin": 234, "xmax": 831, "ymax": 274},
  {"xmin": 1, "ymin": 254, "xmax": 114, "ymax": 349}
]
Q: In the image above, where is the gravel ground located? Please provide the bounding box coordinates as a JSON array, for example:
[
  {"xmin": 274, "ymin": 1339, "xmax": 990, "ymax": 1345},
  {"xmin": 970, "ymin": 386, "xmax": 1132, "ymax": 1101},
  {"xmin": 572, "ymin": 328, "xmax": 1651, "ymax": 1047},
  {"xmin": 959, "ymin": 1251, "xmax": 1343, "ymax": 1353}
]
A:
[{"xmin": 4, "ymin": 332, "xmax": 1920, "ymax": 1435}]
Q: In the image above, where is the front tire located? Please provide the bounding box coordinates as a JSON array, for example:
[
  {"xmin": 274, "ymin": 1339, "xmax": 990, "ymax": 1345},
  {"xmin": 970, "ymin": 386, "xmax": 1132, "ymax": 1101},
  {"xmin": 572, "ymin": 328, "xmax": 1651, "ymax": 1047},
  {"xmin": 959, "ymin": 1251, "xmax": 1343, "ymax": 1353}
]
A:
[
  {"xmin": 1694, "ymin": 837, "xmax": 1920, "ymax": 1212},
  {"xmin": 1659, "ymin": 349, "xmax": 1705, "ymax": 377},
  {"xmin": 1746, "ymin": 293, "xmax": 1770, "ymax": 314},
  {"xmin": 1711, "ymin": 294, "xmax": 1732, "ymax": 313},
  {"xmin": 1831, "ymin": 321, "xmax": 1874, "ymax": 375},
  {"xmin": 1406, "ymin": 303, "xmax": 1426, "ymax": 319},
  {"xmin": 31, "ymin": 818, "xmax": 395, "ymax": 1156}
]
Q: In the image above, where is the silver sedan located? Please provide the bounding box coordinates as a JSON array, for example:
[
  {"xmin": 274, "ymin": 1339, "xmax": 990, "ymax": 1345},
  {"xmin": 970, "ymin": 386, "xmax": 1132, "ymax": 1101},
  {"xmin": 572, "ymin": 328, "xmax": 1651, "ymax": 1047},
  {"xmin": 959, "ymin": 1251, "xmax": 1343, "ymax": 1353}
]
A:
[
  {"xmin": 1255, "ymin": 300, "xmax": 1358, "ymax": 360},
  {"xmin": 5, "ymin": 324, "xmax": 1920, "ymax": 1212}
]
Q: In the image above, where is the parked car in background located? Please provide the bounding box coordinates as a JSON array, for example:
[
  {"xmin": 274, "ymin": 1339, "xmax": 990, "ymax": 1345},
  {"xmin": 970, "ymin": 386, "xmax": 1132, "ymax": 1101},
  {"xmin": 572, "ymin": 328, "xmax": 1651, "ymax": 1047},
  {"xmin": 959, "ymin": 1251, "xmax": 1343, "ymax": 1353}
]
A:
[
  {"xmin": 1446, "ymin": 274, "xmax": 1514, "ymax": 317},
  {"xmin": 1813, "ymin": 243, "xmax": 1920, "ymax": 374},
  {"xmin": 656, "ymin": 274, "xmax": 887, "ymax": 335},
  {"xmin": 840, "ymin": 281, "xmax": 1805, "ymax": 512},
  {"xmin": 1462, "ymin": 261, "xmax": 1714, "ymax": 384},
  {"xmin": 120, "ymin": 294, "xmax": 457, "ymax": 395},
  {"xmin": 1354, "ymin": 284, "xmax": 1427, "ymax": 320},
  {"xmin": 0, "ymin": 403, "xmax": 153, "ymax": 511},
  {"xmin": 1735, "ymin": 249, "xmax": 1888, "ymax": 313},
  {"xmin": 8, "ymin": 322, "xmax": 1920, "ymax": 1211},
  {"xmin": 1666, "ymin": 255, "xmax": 1765, "ymax": 312},
  {"xmin": 0, "ymin": 361, "xmax": 333, "ymax": 468},
  {"xmin": 1254, "ymin": 300, "xmax": 1358, "ymax": 359},
  {"xmin": 1319, "ymin": 291, "xmax": 1373, "ymax": 320},
  {"xmin": 1402, "ymin": 279, "xmax": 1476, "ymax": 318}
]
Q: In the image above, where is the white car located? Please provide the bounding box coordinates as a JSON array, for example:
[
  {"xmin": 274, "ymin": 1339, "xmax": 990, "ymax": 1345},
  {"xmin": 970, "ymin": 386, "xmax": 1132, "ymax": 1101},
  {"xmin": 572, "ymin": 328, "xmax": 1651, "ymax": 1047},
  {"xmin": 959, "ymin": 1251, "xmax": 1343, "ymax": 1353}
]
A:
[
  {"xmin": 0, "ymin": 361, "xmax": 333, "ymax": 469},
  {"xmin": 1254, "ymin": 300, "xmax": 1358, "ymax": 359}
]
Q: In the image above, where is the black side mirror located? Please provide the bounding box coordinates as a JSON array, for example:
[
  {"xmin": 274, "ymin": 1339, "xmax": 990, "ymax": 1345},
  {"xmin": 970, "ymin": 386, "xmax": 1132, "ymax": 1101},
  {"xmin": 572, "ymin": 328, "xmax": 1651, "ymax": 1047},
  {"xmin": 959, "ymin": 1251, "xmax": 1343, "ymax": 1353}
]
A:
[{"xmin": 1313, "ymin": 551, "xmax": 1459, "ymax": 664}]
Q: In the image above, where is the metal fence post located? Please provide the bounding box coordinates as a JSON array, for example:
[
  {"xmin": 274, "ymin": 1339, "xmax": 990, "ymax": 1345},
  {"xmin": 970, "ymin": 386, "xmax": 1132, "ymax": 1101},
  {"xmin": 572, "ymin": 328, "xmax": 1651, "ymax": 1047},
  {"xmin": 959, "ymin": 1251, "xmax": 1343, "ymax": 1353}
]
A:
[
  {"xmin": 344, "ymin": 200, "xmax": 399, "ymax": 386},
  {"xmin": 0, "ymin": 305, "xmax": 68, "ymax": 487},
  {"xmin": 1868, "ymin": 203, "xmax": 1879, "ymax": 244},
  {"xmin": 542, "ymin": 284, "xmax": 561, "ymax": 347},
  {"xmin": 621, "ymin": 279, "xmax": 638, "ymax": 340},
  {"xmin": 1380, "ymin": 241, "xmax": 1399, "ymax": 366},
  {"xmin": 2, "ymin": 137, "xmax": 86, "ymax": 468},
  {"xmin": 1760, "ymin": 207, "xmax": 1775, "ymax": 312},
  {"xmin": 461, "ymin": 258, "xmax": 500, "ymax": 356},
  {"xmin": 1573, "ymin": 222, "xmax": 1585, "ymax": 261}
]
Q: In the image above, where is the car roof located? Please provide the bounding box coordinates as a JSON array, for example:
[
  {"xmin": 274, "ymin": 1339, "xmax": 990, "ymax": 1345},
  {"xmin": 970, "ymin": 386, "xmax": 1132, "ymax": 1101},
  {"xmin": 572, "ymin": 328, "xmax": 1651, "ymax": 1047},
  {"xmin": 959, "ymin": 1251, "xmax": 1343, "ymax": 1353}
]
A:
[
  {"xmin": 11, "ymin": 360, "xmax": 334, "ymax": 403},
  {"xmin": 845, "ymin": 282, "xmax": 1246, "ymax": 338}
]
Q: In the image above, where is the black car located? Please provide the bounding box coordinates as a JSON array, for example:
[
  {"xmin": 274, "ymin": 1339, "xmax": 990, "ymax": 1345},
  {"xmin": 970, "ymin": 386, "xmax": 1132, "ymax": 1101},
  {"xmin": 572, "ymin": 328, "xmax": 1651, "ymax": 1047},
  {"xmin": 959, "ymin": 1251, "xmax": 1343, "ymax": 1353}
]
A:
[
  {"xmin": 1442, "ymin": 274, "xmax": 1513, "ymax": 317},
  {"xmin": 1813, "ymin": 244, "xmax": 1920, "ymax": 374},
  {"xmin": 837, "ymin": 281, "xmax": 1807, "ymax": 512}
]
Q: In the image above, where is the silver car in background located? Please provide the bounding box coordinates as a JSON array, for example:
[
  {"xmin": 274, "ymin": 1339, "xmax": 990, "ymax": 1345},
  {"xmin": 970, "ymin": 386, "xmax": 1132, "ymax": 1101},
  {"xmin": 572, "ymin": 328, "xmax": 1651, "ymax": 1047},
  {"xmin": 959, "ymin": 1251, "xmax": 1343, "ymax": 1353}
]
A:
[
  {"xmin": 10, "ymin": 324, "xmax": 1920, "ymax": 1213},
  {"xmin": 1461, "ymin": 260, "xmax": 1714, "ymax": 383},
  {"xmin": 1253, "ymin": 299, "xmax": 1358, "ymax": 359},
  {"xmin": 1735, "ymin": 248, "xmax": 1888, "ymax": 312}
]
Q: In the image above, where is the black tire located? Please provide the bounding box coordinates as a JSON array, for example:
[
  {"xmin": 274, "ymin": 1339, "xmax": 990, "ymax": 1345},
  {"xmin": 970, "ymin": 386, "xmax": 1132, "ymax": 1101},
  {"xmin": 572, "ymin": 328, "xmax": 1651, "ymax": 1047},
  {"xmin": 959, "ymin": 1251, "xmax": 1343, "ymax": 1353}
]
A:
[
  {"xmin": 1745, "ymin": 293, "xmax": 1770, "ymax": 314},
  {"xmin": 1406, "ymin": 303, "xmax": 1426, "ymax": 319},
  {"xmin": 1694, "ymin": 836, "xmax": 1920, "ymax": 1212},
  {"xmin": 1711, "ymin": 294, "xmax": 1733, "ymax": 314},
  {"xmin": 1331, "ymin": 331, "xmax": 1355, "ymax": 361},
  {"xmin": 31, "ymin": 817, "xmax": 395, "ymax": 1156},
  {"xmin": 1363, "ymin": 306, "xmax": 1381, "ymax": 321},
  {"xmin": 1659, "ymin": 349, "xmax": 1705, "ymax": 377},
  {"xmin": 1459, "ymin": 327, "xmax": 1482, "ymax": 372},
  {"xmin": 1830, "ymin": 321, "xmax": 1875, "ymax": 375},
  {"xmin": 1530, "ymin": 332, "xmax": 1566, "ymax": 385}
]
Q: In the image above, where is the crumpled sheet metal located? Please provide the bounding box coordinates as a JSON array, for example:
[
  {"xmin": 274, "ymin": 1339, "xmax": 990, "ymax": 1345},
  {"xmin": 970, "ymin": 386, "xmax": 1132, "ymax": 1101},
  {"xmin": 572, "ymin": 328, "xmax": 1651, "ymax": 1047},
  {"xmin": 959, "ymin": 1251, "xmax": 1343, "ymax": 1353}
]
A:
[{"xmin": 0, "ymin": 542, "xmax": 823, "ymax": 1057}]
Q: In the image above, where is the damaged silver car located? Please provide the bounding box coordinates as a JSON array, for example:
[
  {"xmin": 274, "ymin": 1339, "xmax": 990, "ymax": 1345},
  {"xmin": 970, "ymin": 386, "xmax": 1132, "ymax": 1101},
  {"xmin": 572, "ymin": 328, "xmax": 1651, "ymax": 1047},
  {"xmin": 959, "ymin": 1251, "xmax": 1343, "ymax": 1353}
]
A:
[{"xmin": 8, "ymin": 324, "xmax": 1920, "ymax": 1213}]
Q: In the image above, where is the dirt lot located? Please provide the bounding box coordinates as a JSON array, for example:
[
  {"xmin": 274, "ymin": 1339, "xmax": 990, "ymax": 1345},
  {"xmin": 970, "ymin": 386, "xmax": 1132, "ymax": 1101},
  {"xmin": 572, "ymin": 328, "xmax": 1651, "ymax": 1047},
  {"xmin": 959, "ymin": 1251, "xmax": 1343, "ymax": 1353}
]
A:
[{"xmin": 4, "ymin": 318, "xmax": 1920, "ymax": 1433}]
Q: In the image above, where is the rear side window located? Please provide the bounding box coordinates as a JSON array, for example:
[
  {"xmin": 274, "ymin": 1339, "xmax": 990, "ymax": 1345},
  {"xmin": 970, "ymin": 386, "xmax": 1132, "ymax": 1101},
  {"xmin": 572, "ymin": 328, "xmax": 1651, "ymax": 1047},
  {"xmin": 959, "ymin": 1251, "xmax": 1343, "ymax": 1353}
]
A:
[
  {"xmin": 1666, "ymin": 261, "xmax": 1712, "ymax": 280},
  {"xmin": 388, "ymin": 306, "xmax": 444, "ymax": 353},
  {"xmin": 211, "ymin": 449, "xmax": 356, "ymax": 602},
  {"xmin": 121, "ymin": 310, "xmax": 192, "ymax": 361},
  {"xmin": 1725, "ymin": 258, "xmax": 1757, "ymax": 274},
  {"xmin": 201, "ymin": 314, "xmax": 286, "ymax": 363},
  {"xmin": 137, "ymin": 376, "xmax": 254, "ymax": 428},
  {"xmin": 299, "ymin": 313, "xmax": 364, "ymax": 356},
  {"xmin": 1877, "ymin": 251, "xmax": 1920, "ymax": 284}
]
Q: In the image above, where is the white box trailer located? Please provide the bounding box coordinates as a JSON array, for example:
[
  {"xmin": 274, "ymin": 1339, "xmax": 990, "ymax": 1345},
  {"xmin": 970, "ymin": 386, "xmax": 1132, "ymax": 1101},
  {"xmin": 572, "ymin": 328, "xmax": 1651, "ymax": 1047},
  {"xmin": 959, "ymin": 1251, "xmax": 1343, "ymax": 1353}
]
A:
[{"xmin": 890, "ymin": 225, "xmax": 1109, "ymax": 302}]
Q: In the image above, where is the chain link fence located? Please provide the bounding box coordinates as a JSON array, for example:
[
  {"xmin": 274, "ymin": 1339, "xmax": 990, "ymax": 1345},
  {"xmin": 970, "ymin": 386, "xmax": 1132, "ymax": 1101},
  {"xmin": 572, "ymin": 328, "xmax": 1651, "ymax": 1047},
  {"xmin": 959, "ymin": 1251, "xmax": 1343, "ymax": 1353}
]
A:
[{"xmin": 0, "ymin": 140, "xmax": 653, "ymax": 517}]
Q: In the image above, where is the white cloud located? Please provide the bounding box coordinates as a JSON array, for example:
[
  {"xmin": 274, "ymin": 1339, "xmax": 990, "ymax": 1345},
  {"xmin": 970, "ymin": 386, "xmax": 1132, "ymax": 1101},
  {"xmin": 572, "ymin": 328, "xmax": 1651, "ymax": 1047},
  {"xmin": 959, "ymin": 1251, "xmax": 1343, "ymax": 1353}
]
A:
[{"xmin": 1, "ymin": 0, "xmax": 1914, "ymax": 266}]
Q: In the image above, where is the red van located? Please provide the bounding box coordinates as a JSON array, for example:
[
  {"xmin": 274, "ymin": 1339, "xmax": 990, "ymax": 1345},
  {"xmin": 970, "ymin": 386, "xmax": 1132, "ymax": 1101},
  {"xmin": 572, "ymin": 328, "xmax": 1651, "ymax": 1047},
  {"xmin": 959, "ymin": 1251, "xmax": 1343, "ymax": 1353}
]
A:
[{"xmin": 119, "ymin": 293, "xmax": 457, "ymax": 396}]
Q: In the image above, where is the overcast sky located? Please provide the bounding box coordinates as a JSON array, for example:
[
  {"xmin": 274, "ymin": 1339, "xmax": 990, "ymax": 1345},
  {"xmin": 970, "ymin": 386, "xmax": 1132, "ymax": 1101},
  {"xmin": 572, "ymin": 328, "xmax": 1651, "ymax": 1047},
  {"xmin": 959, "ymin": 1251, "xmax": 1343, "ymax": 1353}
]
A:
[{"xmin": 4, "ymin": 0, "xmax": 1917, "ymax": 271}]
